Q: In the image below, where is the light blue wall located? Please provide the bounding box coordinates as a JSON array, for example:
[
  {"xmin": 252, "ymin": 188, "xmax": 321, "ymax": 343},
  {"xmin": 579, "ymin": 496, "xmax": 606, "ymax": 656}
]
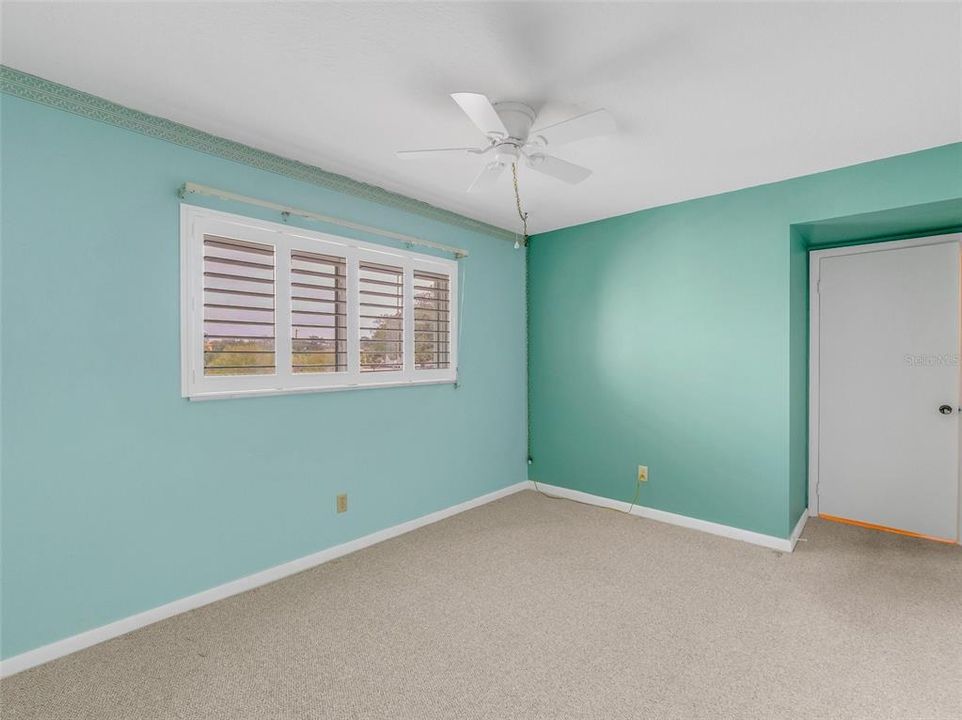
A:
[
  {"xmin": 0, "ymin": 94, "xmax": 527, "ymax": 659},
  {"xmin": 528, "ymin": 143, "xmax": 962, "ymax": 539}
]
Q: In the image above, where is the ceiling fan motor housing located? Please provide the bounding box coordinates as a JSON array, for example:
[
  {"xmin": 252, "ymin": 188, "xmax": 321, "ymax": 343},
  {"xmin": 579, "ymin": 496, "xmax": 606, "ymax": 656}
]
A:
[{"xmin": 492, "ymin": 101, "xmax": 536, "ymax": 143}]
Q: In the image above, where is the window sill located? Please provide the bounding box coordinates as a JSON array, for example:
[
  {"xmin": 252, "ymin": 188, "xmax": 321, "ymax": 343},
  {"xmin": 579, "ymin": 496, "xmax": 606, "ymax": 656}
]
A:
[{"xmin": 185, "ymin": 376, "xmax": 458, "ymax": 401}]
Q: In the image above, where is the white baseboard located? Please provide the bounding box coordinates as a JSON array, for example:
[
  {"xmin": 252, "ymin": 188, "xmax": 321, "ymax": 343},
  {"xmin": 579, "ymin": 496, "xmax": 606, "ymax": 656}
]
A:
[
  {"xmin": 0, "ymin": 481, "xmax": 530, "ymax": 679},
  {"xmin": 531, "ymin": 481, "xmax": 805, "ymax": 553},
  {"xmin": 789, "ymin": 508, "xmax": 809, "ymax": 549}
]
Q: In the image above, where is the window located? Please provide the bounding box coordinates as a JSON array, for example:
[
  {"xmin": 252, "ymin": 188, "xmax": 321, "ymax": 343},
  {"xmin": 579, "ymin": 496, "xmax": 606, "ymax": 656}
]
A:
[
  {"xmin": 359, "ymin": 262, "xmax": 404, "ymax": 373},
  {"xmin": 414, "ymin": 271, "xmax": 451, "ymax": 370},
  {"xmin": 182, "ymin": 206, "xmax": 458, "ymax": 399},
  {"xmin": 202, "ymin": 236, "xmax": 276, "ymax": 376},
  {"xmin": 290, "ymin": 249, "xmax": 347, "ymax": 374}
]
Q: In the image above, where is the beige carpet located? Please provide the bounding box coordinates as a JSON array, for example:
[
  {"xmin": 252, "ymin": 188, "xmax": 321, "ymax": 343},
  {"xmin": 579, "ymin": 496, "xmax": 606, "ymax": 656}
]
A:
[{"xmin": 2, "ymin": 490, "xmax": 960, "ymax": 719}]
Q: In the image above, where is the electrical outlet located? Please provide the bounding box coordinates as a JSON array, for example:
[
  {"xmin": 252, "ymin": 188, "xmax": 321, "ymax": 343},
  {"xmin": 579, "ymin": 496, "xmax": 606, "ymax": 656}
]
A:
[
  {"xmin": 637, "ymin": 465, "xmax": 648, "ymax": 483},
  {"xmin": 336, "ymin": 493, "xmax": 348, "ymax": 513}
]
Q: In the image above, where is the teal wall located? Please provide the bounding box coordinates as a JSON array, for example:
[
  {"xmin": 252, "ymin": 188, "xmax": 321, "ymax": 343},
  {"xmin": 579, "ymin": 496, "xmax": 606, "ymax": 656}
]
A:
[
  {"xmin": 528, "ymin": 143, "xmax": 962, "ymax": 539},
  {"xmin": 0, "ymin": 93, "xmax": 527, "ymax": 659}
]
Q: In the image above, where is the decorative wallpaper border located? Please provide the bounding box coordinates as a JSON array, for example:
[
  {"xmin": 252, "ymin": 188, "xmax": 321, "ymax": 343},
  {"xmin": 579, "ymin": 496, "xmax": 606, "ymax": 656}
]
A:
[{"xmin": 0, "ymin": 65, "xmax": 515, "ymax": 241}]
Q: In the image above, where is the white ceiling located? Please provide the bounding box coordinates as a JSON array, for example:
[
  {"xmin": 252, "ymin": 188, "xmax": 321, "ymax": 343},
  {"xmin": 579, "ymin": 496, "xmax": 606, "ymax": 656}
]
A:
[{"xmin": 3, "ymin": 2, "xmax": 960, "ymax": 234}]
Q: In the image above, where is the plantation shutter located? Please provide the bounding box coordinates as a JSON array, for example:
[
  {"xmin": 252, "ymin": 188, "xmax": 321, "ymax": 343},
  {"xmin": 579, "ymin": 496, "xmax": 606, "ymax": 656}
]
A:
[
  {"xmin": 359, "ymin": 261, "xmax": 404, "ymax": 372},
  {"xmin": 202, "ymin": 235, "xmax": 276, "ymax": 376},
  {"xmin": 414, "ymin": 270, "xmax": 451, "ymax": 369},
  {"xmin": 290, "ymin": 249, "xmax": 347, "ymax": 373},
  {"xmin": 184, "ymin": 207, "xmax": 458, "ymax": 398}
]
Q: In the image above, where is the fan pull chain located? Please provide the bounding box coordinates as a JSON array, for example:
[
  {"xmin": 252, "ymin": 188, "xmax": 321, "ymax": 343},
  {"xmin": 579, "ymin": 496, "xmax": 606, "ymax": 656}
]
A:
[{"xmin": 511, "ymin": 162, "xmax": 528, "ymax": 248}]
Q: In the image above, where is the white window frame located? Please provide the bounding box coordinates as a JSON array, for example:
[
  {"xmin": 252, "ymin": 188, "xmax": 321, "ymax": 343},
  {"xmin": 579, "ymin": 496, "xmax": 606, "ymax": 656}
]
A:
[{"xmin": 181, "ymin": 205, "xmax": 458, "ymax": 400}]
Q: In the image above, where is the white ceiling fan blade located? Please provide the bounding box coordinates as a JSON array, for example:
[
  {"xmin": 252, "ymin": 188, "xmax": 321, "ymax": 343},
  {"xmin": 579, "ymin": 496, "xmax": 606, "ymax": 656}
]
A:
[
  {"xmin": 396, "ymin": 147, "xmax": 481, "ymax": 160},
  {"xmin": 451, "ymin": 93, "xmax": 509, "ymax": 138},
  {"xmin": 531, "ymin": 109, "xmax": 616, "ymax": 148},
  {"xmin": 525, "ymin": 154, "xmax": 592, "ymax": 184},
  {"xmin": 467, "ymin": 161, "xmax": 506, "ymax": 192}
]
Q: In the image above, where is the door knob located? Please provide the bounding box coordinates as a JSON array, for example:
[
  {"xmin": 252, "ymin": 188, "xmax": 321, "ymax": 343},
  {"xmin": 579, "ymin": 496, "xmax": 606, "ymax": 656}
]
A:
[{"xmin": 938, "ymin": 404, "xmax": 954, "ymax": 415}]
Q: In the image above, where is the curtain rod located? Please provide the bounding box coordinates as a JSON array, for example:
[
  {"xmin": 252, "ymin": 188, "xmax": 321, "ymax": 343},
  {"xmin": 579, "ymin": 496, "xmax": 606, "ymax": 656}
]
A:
[{"xmin": 177, "ymin": 182, "xmax": 469, "ymax": 259}]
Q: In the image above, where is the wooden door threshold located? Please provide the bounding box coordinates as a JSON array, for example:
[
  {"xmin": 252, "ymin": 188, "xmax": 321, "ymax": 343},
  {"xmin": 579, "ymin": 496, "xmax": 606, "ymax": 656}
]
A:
[{"xmin": 819, "ymin": 514, "xmax": 957, "ymax": 544}]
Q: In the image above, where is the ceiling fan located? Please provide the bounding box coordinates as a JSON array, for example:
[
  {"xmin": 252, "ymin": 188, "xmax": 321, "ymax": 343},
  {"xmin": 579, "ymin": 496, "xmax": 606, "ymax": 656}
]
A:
[{"xmin": 396, "ymin": 93, "xmax": 616, "ymax": 192}]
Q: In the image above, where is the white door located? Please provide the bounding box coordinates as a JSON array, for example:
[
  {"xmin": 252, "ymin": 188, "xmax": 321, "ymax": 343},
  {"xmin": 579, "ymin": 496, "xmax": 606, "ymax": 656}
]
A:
[{"xmin": 815, "ymin": 237, "xmax": 960, "ymax": 542}]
